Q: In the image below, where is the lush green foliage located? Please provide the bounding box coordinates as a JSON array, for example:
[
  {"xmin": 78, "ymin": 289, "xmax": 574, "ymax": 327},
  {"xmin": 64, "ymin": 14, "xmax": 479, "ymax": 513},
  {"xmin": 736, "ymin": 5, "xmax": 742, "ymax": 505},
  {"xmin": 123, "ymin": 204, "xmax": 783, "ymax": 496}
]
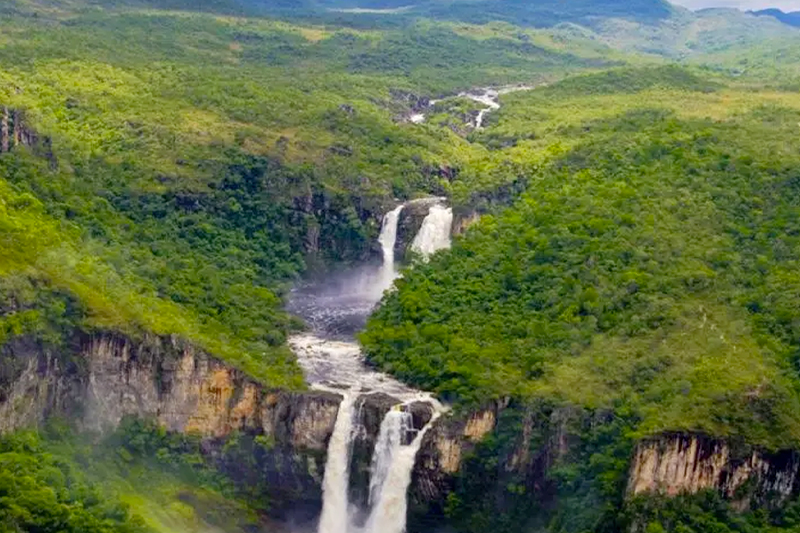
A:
[
  {"xmin": 0, "ymin": 431, "xmax": 148, "ymax": 533},
  {"xmin": 363, "ymin": 72, "xmax": 800, "ymax": 449},
  {"xmin": 0, "ymin": 421, "xmax": 281, "ymax": 533},
  {"xmin": 2, "ymin": 1, "xmax": 800, "ymax": 533},
  {"xmin": 0, "ymin": 0, "xmax": 617, "ymax": 386}
]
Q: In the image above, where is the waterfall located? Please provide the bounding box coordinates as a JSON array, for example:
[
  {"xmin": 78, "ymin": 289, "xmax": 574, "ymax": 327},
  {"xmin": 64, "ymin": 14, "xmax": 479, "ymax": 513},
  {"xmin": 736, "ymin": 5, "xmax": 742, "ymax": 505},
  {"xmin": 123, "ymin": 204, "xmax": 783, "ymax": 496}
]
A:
[
  {"xmin": 367, "ymin": 409, "xmax": 411, "ymax": 508},
  {"xmin": 364, "ymin": 407, "xmax": 442, "ymax": 533},
  {"xmin": 411, "ymin": 204, "xmax": 453, "ymax": 258},
  {"xmin": 378, "ymin": 205, "xmax": 404, "ymax": 280},
  {"xmin": 318, "ymin": 392, "xmax": 357, "ymax": 533},
  {"xmin": 300, "ymin": 203, "xmax": 451, "ymax": 533}
]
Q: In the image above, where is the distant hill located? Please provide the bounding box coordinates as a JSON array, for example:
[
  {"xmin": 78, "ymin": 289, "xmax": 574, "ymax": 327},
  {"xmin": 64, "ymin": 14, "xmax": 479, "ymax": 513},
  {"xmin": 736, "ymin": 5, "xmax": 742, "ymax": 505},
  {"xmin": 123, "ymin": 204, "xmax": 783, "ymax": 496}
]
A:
[
  {"xmin": 751, "ymin": 8, "xmax": 800, "ymax": 27},
  {"xmin": 340, "ymin": 0, "xmax": 677, "ymax": 28}
]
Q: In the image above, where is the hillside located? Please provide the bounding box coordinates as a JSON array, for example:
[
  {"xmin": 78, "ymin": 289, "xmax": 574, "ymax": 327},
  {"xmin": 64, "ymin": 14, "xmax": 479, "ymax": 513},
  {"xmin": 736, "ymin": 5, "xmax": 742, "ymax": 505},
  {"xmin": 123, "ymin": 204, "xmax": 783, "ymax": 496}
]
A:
[
  {"xmin": 751, "ymin": 8, "xmax": 800, "ymax": 28},
  {"xmin": 362, "ymin": 68, "xmax": 800, "ymax": 531},
  {"xmin": 364, "ymin": 68, "xmax": 800, "ymax": 448},
  {"xmin": 0, "ymin": 0, "xmax": 617, "ymax": 389}
]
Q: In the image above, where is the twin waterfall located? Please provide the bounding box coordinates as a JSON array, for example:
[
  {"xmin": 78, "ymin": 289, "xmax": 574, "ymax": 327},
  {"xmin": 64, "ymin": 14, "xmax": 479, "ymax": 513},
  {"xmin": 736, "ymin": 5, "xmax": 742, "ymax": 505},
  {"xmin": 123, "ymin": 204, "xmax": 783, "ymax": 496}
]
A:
[{"xmin": 290, "ymin": 199, "xmax": 452, "ymax": 533}]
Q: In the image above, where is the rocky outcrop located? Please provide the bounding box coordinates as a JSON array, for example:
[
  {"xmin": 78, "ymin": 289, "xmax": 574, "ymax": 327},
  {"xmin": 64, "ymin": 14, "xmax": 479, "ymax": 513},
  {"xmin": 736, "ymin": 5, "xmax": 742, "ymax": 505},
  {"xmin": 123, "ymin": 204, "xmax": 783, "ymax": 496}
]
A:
[
  {"xmin": 0, "ymin": 107, "xmax": 54, "ymax": 166},
  {"xmin": 628, "ymin": 433, "xmax": 800, "ymax": 509},
  {"xmin": 390, "ymin": 89, "xmax": 431, "ymax": 123},
  {"xmin": 79, "ymin": 334, "xmax": 339, "ymax": 445},
  {"xmin": 0, "ymin": 337, "xmax": 81, "ymax": 434},
  {"xmin": 0, "ymin": 332, "xmax": 342, "ymax": 525},
  {"xmin": 453, "ymin": 210, "xmax": 481, "ymax": 236},
  {"xmin": 410, "ymin": 405, "xmax": 500, "ymax": 506}
]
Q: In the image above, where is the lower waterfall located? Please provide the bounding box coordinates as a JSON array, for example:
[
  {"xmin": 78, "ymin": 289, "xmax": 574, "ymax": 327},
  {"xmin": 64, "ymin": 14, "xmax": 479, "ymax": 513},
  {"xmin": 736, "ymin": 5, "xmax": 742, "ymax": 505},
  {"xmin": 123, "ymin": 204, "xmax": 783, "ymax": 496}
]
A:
[
  {"xmin": 367, "ymin": 409, "xmax": 410, "ymax": 509},
  {"xmin": 364, "ymin": 407, "xmax": 442, "ymax": 533},
  {"xmin": 318, "ymin": 391, "xmax": 358, "ymax": 533}
]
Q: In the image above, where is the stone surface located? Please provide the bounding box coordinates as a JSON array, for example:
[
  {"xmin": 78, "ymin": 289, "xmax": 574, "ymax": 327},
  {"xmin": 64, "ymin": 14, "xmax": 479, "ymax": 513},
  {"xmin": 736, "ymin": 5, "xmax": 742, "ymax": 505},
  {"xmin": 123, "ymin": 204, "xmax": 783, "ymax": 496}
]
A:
[
  {"xmin": 404, "ymin": 401, "xmax": 434, "ymax": 432},
  {"xmin": 452, "ymin": 210, "xmax": 481, "ymax": 236},
  {"xmin": 0, "ymin": 331, "xmax": 342, "ymax": 526},
  {"xmin": 628, "ymin": 433, "xmax": 800, "ymax": 509}
]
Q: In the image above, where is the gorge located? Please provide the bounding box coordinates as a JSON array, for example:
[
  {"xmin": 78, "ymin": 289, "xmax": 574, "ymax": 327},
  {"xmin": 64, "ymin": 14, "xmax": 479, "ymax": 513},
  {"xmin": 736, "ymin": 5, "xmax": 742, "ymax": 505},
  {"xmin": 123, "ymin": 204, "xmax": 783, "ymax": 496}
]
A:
[
  {"xmin": 290, "ymin": 197, "xmax": 451, "ymax": 533},
  {"xmin": 4, "ymin": 196, "xmax": 800, "ymax": 532}
]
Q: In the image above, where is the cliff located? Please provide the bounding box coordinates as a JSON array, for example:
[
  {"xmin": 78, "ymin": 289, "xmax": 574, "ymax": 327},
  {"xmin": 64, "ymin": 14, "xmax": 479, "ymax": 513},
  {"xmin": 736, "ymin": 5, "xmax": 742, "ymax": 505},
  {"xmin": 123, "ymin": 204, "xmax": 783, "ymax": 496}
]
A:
[
  {"xmin": 8, "ymin": 331, "xmax": 800, "ymax": 527},
  {"xmin": 409, "ymin": 406, "xmax": 800, "ymax": 531},
  {"xmin": 0, "ymin": 331, "xmax": 342, "ymax": 523},
  {"xmin": 628, "ymin": 433, "xmax": 800, "ymax": 509},
  {"xmin": 408, "ymin": 403, "xmax": 502, "ymax": 527}
]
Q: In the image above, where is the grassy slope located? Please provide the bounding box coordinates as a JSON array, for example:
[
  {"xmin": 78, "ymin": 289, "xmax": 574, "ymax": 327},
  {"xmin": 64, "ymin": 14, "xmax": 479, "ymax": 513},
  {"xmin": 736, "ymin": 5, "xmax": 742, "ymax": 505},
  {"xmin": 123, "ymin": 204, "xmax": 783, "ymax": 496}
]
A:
[
  {"xmin": 0, "ymin": 427, "xmax": 280, "ymax": 533},
  {"xmin": 362, "ymin": 68, "xmax": 800, "ymax": 450}
]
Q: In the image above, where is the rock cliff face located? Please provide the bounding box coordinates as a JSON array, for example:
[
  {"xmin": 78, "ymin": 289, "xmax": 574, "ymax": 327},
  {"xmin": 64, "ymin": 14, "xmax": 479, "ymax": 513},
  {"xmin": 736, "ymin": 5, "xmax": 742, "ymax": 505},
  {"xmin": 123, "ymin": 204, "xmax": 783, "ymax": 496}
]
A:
[
  {"xmin": 409, "ymin": 405, "xmax": 501, "ymax": 513},
  {"xmin": 452, "ymin": 210, "xmax": 481, "ymax": 236},
  {"xmin": 628, "ymin": 433, "xmax": 800, "ymax": 509},
  {"xmin": 0, "ymin": 337, "xmax": 81, "ymax": 434},
  {"xmin": 80, "ymin": 333, "xmax": 341, "ymax": 446},
  {"xmin": 0, "ymin": 332, "xmax": 342, "ymax": 524},
  {"xmin": 409, "ymin": 405, "xmax": 800, "ymax": 531}
]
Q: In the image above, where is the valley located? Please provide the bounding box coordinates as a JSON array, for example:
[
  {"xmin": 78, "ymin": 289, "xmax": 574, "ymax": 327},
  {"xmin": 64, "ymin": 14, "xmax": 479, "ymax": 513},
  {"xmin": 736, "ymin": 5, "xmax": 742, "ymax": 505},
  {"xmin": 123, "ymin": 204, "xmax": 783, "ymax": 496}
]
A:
[{"xmin": 4, "ymin": 1, "xmax": 800, "ymax": 533}]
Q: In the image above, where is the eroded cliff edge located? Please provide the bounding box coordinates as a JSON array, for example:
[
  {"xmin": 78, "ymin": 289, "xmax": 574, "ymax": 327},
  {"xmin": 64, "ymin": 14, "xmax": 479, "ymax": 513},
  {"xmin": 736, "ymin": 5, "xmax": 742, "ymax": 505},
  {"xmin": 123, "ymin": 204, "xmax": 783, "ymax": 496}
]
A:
[
  {"xmin": 408, "ymin": 402, "xmax": 800, "ymax": 532},
  {"xmin": 0, "ymin": 332, "xmax": 342, "ymax": 521},
  {"xmin": 6, "ymin": 332, "xmax": 800, "ymax": 529}
]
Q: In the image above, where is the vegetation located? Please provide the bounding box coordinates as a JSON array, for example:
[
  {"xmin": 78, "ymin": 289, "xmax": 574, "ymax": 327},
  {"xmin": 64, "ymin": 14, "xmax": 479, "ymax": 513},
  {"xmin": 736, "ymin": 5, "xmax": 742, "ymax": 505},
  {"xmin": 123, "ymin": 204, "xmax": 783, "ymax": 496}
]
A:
[
  {"xmin": 363, "ymin": 69, "xmax": 800, "ymax": 450},
  {"xmin": 4, "ymin": 0, "xmax": 800, "ymax": 532},
  {"xmin": 0, "ymin": 421, "xmax": 279, "ymax": 533},
  {"xmin": 0, "ymin": 0, "xmax": 622, "ymax": 386},
  {"xmin": 0, "ymin": 430, "xmax": 147, "ymax": 533}
]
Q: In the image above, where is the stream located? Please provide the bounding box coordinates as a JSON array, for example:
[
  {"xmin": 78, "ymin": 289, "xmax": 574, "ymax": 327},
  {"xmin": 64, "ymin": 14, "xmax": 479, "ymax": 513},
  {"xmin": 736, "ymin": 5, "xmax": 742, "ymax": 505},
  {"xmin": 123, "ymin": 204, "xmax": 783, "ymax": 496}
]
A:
[{"xmin": 410, "ymin": 84, "xmax": 537, "ymax": 129}]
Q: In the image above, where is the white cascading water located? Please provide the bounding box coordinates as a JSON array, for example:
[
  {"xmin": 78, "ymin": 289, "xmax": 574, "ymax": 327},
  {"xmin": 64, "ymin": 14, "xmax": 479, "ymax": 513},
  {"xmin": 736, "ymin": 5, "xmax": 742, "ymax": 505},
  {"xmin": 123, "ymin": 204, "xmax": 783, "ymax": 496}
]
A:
[
  {"xmin": 411, "ymin": 204, "xmax": 454, "ymax": 258},
  {"xmin": 293, "ymin": 201, "xmax": 449, "ymax": 533},
  {"xmin": 364, "ymin": 407, "xmax": 443, "ymax": 533},
  {"xmin": 318, "ymin": 391, "xmax": 358, "ymax": 533},
  {"xmin": 367, "ymin": 409, "xmax": 411, "ymax": 508},
  {"xmin": 376, "ymin": 205, "xmax": 404, "ymax": 295}
]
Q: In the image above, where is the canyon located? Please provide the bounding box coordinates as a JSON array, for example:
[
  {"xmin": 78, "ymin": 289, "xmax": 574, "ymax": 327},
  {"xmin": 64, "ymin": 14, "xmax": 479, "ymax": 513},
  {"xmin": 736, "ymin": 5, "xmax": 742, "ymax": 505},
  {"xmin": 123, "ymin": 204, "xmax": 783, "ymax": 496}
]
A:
[{"xmin": 3, "ymin": 198, "xmax": 800, "ymax": 531}]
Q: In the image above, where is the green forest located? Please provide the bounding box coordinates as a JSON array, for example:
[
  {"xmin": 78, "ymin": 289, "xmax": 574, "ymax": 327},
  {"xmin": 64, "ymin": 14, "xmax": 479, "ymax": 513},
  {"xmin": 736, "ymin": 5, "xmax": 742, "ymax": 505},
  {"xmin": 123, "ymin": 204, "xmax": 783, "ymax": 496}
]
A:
[{"xmin": 4, "ymin": 0, "xmax": 800, "ymax": 532}]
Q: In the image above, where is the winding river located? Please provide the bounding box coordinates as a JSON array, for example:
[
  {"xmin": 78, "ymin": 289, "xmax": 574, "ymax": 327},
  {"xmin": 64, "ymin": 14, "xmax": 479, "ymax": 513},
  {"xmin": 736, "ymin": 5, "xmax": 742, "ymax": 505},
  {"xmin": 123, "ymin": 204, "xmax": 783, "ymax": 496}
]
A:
[{"xmin": 410, "ymin": 84, "xmax": 537, "ymax": 129}]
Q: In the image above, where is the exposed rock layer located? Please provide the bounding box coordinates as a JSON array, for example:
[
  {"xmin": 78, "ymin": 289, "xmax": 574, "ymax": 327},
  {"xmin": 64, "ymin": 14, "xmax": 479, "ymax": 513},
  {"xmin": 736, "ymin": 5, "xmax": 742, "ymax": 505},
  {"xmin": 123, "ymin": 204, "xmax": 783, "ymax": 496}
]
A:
[
  {"xmin": 0, "ymin": 332, "xmax": 342, "ymax": 524},
  {"xmin": 629, "ymin": 433, "xmax": 800, "ymax": 509},
  {"xmin": 7, "ymin": 332, "xmax": 800, "ymax": 526}
]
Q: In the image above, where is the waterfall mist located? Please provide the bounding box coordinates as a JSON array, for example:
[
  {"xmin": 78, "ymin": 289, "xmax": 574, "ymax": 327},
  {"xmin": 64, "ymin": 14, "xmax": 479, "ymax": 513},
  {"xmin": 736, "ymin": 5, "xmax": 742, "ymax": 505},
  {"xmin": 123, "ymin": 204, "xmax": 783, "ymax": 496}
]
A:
[{"xmin": 287, "ymin": 204, "xmax": 405, "ymax": 338}]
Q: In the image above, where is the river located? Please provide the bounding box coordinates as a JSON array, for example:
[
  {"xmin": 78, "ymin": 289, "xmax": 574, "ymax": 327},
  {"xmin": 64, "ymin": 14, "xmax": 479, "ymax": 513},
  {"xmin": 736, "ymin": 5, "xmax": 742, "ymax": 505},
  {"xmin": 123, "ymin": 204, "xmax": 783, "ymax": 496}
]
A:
[{"xmin": 286, "ymin": 199, "xmax": 453, "ymax": 533}]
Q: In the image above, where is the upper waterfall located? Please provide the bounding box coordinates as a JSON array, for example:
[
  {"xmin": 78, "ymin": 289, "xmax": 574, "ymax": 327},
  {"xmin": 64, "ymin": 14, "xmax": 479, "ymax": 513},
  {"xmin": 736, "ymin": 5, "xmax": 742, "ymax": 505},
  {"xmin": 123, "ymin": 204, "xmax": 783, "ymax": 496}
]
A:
[
  {"xmin": 411, "ymin": 203, "xmax": 454, "ymax": 258},
  {"xmin": 376, "ymin": 204, "xmax": 404, "ymax": 295}
]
